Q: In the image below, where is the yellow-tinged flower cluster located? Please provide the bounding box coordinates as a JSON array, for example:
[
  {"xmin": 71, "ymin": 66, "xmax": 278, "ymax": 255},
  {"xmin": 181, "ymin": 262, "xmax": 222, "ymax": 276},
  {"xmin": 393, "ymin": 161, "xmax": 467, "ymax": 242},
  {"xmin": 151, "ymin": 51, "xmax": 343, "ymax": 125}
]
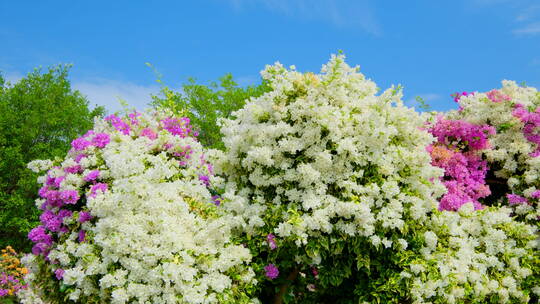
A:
[{"xmin": 0, "ymin": 246, "xmax": 28, "ymax": 297}]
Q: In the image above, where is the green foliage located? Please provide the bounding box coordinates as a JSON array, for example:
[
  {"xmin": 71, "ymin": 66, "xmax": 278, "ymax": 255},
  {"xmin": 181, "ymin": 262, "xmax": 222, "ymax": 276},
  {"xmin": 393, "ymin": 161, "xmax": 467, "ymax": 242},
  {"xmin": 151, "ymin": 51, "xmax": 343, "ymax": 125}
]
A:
[
  {"xmin": 0, "ymin": 66, "xmax": 104, "ymax": 251},
  {"xmin": 151, "ymin": 74, "xmax": 270, "ymax": 149},
  {"xmin": 414, "ymin": 95, "xmax": 431, "ymax": 111}
]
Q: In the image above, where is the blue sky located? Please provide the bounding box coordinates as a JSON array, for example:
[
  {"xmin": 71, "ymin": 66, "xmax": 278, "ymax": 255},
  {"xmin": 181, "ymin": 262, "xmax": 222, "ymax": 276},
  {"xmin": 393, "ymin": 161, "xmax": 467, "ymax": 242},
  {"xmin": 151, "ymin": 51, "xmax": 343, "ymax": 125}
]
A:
[{"xmin": 1, "ymin": 0, "xmax": 539, "ymax": 112}]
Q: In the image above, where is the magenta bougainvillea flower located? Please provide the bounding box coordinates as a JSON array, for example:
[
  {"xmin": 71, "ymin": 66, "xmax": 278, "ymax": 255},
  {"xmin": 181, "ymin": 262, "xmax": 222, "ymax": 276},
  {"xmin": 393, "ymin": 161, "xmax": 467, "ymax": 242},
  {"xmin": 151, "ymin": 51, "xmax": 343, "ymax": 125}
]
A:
[
  {"xmin": 428, "ymin": 117, "xmax": 494, "ymax": 211},
  {"xmin": 264, "ymin": 264, "xmax": 279, "ymax": 280}
]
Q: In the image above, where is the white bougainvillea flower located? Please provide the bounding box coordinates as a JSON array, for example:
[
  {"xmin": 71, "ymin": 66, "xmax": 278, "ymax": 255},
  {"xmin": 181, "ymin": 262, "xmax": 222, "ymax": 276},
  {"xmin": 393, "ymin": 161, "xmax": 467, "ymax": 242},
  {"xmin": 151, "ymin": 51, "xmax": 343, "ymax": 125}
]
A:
[
  {"xmin": 23, "ymin": 110, "xmax": 256, "ymax": 304},
  {"xmin": 217, "ymin": 54, "xmax": 446, "ymax": 250}
]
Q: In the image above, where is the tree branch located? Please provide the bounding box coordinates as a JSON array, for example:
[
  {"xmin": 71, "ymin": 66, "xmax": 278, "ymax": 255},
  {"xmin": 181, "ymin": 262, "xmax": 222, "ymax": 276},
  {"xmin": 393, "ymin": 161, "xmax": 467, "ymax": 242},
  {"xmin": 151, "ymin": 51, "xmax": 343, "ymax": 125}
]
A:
[{"xmin": 273, "ymin": 267, "xmax": 300, "ymax": 304}]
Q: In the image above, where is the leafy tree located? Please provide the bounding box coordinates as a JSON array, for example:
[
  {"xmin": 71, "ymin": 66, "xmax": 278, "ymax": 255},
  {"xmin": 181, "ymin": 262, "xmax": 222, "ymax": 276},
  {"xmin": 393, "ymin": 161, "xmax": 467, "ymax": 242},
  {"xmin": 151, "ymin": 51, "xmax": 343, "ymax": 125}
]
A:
[
  {"xmin": 151, "ymin": 73, "xmax": 270, "ymax": 149},
  {"xmin": 0, "ymin": 65, "xmax": 104, "ymax": 251}
]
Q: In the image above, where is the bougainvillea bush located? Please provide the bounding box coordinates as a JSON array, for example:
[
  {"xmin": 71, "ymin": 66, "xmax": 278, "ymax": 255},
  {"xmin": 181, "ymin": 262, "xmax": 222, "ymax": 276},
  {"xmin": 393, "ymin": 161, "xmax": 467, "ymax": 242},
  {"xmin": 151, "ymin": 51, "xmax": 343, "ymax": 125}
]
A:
[
  {"xmin": 19, "ymin": 111, "xmax": 256, "ymax": 304},
  {"xmin": 214, "ymin": 54, "xmax": 446, "ymax": 302},
  {"xmin": 214, "ymin": 55, "xmax": 539, "ymax": 303},
  {"xmin": 421, "ymin": 81, "xmax": 540, "ymax": 303},
  {"xmin": 15, "ymin": 55, "xmax": 540, "ymax": 303}
]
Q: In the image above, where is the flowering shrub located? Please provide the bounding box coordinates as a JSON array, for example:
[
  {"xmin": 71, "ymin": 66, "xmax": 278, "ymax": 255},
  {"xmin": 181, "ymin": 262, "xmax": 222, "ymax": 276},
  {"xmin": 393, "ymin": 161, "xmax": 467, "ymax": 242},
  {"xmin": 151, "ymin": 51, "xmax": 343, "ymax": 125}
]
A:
[
  {"xmin": 212, "ymin": 55, "xmax": 540, "ymax": 303},
  {"xmin": 448, "ymin": 81, "xmax": 540, "ymax": 224},
  {"xmin": 22, "ymin": 111, "xmax": 256, "ymax": 303},
  {"xmin": 0, "ymin": 246, "xmax": 28, "ymax": 301},
  {"xmin": 215, "ymin": 54, "xmax": 452, "ymax": 302},
  {"xmin": 16, "ymin": 55, "xmax": 540, "ymax": 303}
]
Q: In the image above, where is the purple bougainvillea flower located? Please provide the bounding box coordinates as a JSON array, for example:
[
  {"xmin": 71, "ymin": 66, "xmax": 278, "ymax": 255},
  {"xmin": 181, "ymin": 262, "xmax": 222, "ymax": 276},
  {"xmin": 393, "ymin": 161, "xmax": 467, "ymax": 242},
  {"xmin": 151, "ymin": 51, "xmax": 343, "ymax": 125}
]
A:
[
  {"xmin": 89, "ymin": 183, "xmax": 108, "ymax": 198},
  {"xmin": 264, "ymin": 264, "xmax": 279, "ymax": 280},
  {"xmin": 84, "ymin": 170, "xmax": 100, "ymax": 182},
  {"xmin": 60, "ymin": 190, "xmax": 80, "ymax": 205},
  {"xmin": 78, "ymin": 230, "xmax": 86, "ymax": 243},
  {"xmin": 92, "ymin": 133, "xmax": 110, "ymax": 148},
  {"xmin": 267, "ymin": 234, "xmax": 277, "ymax": 250},
  {"xmin": 54, "ymin": 269, "xmax": 65, "ymax": 280},
  {"xmin": 105, "ymin": 114, "xmax": 131, "ymax": 135},
  {"xmin": 507, "ymin": 194, "xmax": 528, "ymax": 205},
  {"xmin": 211, "ymin": 195, "xmax": 221, "ymax": 206},
  {"xmin": 140, "ymin": 128, "xmax": 158, "ymax": 140},
  {"xmin": 199, "ymin": 175, "xmax": 210, "ymax": 186},
  {"xmin": 78, "ymin": 211, "xmax": 93, "ymax": 223},
  {"xmin": 71, "ymin": 137, "xmax": 91, "ymax": 151}
]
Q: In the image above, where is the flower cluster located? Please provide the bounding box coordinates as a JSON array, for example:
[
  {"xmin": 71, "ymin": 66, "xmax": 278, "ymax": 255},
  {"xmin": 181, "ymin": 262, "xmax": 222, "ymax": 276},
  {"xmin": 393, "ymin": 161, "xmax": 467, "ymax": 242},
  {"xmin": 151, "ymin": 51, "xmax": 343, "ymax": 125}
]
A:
[
  {"xmin": 451, "ymin": 91, "xmax": 474, "ymax": 103},
  {"xmin": 448, "ymin": 82, "xmax": 540, "ymax": 223},
  {"xmin": 23, "ymin": 110, "xmax": 256, "ymax": 304},
  {"xmin": 512, "ymin": 104, "xmax": 540, "ymax": 157},
  {"xmin": 427, "ymin": 117, "xmax": 495, "ymax": 211},
  {"xmin": 487, "ymin": 89, "xmax": 512, "ymax": 103},
  {"xmin": 428, "ymin": 116, "xmax": 494, "ymax": 151},
  {"xmin": 220, "ymin": 53, "xmax": 445, "ymax": 244},
  {"xmin": 0, "ymin": 246, "xmax": 28, "ymax": 298},
  {"xmin": 403, "ymin": 204, "xmax": 539, "ymax": 304},
  {"xmin": 215, "ymin": 54, "xmax": 448, "ymax": 302}
]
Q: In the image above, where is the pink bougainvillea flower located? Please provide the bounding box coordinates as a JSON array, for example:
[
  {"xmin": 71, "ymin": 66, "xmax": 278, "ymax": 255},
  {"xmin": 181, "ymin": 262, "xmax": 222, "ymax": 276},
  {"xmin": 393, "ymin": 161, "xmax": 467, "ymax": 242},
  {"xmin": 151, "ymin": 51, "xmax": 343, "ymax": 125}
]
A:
[
  {"xmin": 451, "ymin": 91, "xmax": 474, "ymax": 103},
  {"xmin": 161, "ymin": 117, "xmax": 195, "ymax": 138},
  {"xmin": 78, "ymin": 211, "xmax": 93, "ymax": 223},
  {"xmin": 507, "ymin": 194, "xmax": 528, "ymax": 205},
  {"xmin": 211, "ymin": 195, "xmax": 221, "ymax": 206},
  {"xmin": 78, "ymin": 230, "xmax": 86, "ymax": 243},
  {"xmin": 311, "ymin": 266, "xmax": 319, "ymax": 277},
  {"xmin": 64, "ymin": 165, "xmax": 82, "ymax": 174},
  {"xmin": 428, "ymin": 117, "xmax": 494, "ymax": 211},
  {"xmin": 512, "ymin": 104, "xmax": 540, "ymax": 157},
  {"xmin": 105, "ymin": 114, "xmax": 131, "ymax": 135},
  {"xmin": 267, "ymin": 234, "xmax": 277, "ymax": 250},
  {"xmin": 91, "ymin": 133, "xmax": 110, "ymax": 148},
  {"xmin": 60, "ymin": 190, "xmax": 80, "ymax": 205},
  {"xmin": 75, "ymin": 153, "xmax": 87, "ymax": 163},
  {"xmin": 199, "ymin": 175, "xmax": 210, "ymax": 187},
  {"xmin": 140, "ymin": 128, "xmax": 158, "ymax": 140},
  {"xmin": 71, "ymin": 137, "xmax": 91, "ymax": 151},
  {"xmin": 89, "ymin": 183, "xmax": 108, "ymax": 198},
  {"xmin": 128, "ymin": 111, "xmax": 141, "ymax": 125},
  {"xmin": 264, "ymin": 264, "xmax": 279, "ymax": 280},
  {"xmin": 486, "ymin": 89, "xmax": 511, "ymax": 103},
  {"xmin": 54, "ymin": 269, "xmax": 65, "ymax": 280},
  {"xmin": 84, "ymin": 170, "xmax": 100, "ymax": 182}
]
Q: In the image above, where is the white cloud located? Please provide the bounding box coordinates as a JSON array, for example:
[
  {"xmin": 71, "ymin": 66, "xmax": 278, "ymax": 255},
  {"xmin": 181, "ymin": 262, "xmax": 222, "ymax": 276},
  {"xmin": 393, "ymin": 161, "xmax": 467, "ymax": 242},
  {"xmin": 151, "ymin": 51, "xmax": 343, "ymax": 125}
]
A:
[
  {"xmin": 226, "ymin": 0, "xmax": 381, "ymax": 36},
  {"xmin": 73, "ymin": 79, "xmax": 161, "ymax": 113},
  {"xmin": 421, "ymin": 93, "xmax": 442, "ymax": 101},
  {"xmin": 513, "ymin": 22, "xmax": 540, "ymax": 35},
  {"xmin": 468, "ymin": 1, "xmax": 540, "ymax": 35},
  {"xmin": 515, "ymin": 5, "xmax": 540, "ymax": 21},
  {"xmin": 1, "ymin": 71, "xmax": 161, "ymax": 113}
]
